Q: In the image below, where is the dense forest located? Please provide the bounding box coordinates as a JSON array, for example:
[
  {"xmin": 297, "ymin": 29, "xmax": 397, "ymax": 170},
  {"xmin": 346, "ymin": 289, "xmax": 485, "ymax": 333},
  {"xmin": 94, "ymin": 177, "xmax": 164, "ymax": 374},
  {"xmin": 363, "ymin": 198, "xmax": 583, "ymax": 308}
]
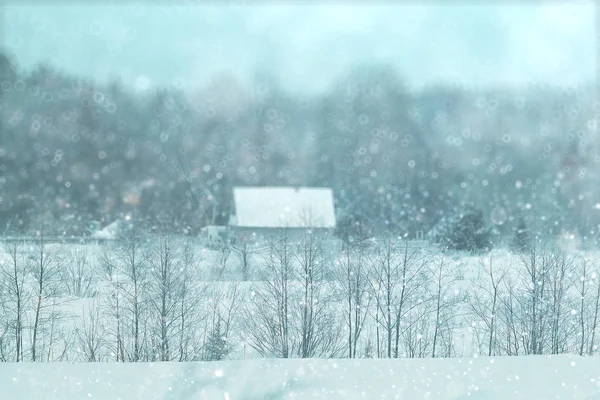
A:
[{"xmin": 0, "ymin": 50, "xmax": 598, "ymax": 248}]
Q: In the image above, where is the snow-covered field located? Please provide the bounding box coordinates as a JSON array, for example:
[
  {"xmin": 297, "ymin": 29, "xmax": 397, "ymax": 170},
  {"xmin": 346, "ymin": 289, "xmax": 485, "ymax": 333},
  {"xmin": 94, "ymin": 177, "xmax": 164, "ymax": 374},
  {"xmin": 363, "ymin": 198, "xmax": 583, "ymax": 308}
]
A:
[
  {"xmin": 3, "ymin": 355, "xmax": 600, "ymax": 399},
  {"xmin": 3, "ymin": 237, "xmax": 600, "ymax": 399}
]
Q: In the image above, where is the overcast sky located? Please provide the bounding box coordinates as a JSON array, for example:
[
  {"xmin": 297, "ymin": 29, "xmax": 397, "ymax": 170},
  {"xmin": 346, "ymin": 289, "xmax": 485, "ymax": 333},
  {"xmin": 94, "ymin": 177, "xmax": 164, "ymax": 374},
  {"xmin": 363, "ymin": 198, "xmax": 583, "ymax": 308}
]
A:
[{"xmin": 3, "ymin": 1, "xmax": 596, "ymax": 94}]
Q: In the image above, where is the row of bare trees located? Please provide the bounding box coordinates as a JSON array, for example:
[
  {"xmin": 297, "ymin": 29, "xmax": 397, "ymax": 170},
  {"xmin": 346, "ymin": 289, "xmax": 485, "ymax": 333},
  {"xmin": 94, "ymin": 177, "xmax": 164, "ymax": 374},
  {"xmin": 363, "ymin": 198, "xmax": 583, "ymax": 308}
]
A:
[
  {"xmin": 0, "ymin": 236, "xmax": 71, "ymax": 362},
  {"xmin": 0, "ymin": 231, "xmax": 240, "ymax": 362},
  {"xmin": 468, "ymin": 242, "xmax": 600, "ymax": 357},
  {"xmin": 241, "ymin": 235, "xmax": 464, "ymax": 359},
  {"xmin": 2, "ymin": 232, "xmax": 600, "ymax": 362},
  {"xmin": 244, "ymin": 235, "xmax": 600, "ymax": 359},
  {"xmin": 81, "ymin": 230, "xmax": 242, "ymax": 363}
]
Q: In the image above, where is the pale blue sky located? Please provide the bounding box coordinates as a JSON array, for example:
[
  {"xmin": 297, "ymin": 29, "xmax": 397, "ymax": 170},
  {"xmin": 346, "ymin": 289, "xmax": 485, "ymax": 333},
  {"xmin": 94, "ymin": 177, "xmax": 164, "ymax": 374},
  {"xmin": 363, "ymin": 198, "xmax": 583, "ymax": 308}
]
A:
[{"xmin": 3, "ymin": 1, "xmax": 596, "ymax": 94}]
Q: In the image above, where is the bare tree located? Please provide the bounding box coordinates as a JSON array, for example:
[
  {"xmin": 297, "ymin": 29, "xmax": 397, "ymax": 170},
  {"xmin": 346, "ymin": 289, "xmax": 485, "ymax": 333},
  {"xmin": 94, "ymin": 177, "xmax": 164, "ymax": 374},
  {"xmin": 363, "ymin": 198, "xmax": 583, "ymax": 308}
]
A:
[
  {"xmin": 518, "ymin": 241, "xmax": 547, "ymax": 354},
  {"xmin": 147, "ymin": 236, "xmax": 208, "ymax": 361},
  {"xmin": 498, "ymin": 276, "xmax": 523, "ymax": 356},
  {"xmin": 546, "ymin": 250, "xmax": 576, "ymax": 354},
  {"xmin": 233, "ymin": 241, "xmax": 256, "ymax": 281},
  {"xmin": 147, "ymin": 235, "xmax": 183, "ymax": 361},
  {"xmin": 429, "ymin": 253, "xmax": 459, "ymax": 358},
  {"xmin": 576, "ymin": 254, "xmax": 594, "ymax": 355},
  {"xmin": 392, "ymin": 240, "xmax": 428, "ymax": 358},
  {"xmin": 370, "ymin": 237, "xmax": 426, "ymax": 358},
  {"xmin": 43, "ymin": 312, "xmax": 75, "ymax": 362},
  {"xmin": 243, "ymin": 237, "xmax": 295, "ymax": 358},
  {"xmin": 294, "ymin": 232, "xmax": 343, "ymax": 358},
  {"xmin": 335, "ymin": 240, "xmax": 371, "ymax": 358},
  {"xmin": 176, "ymin": 238, "xmax": 206, "ymax": 361},
  {"xmin": 467, "ymin": 254, "xmax": 506, "ymax": 356},
  {"xmin": 370, "ymin": 236, "xmax": 399, "ymax": 358},
  {"xmin": 244, "ymin": 233, "xmax": 342, "ymax": 359},
  {"xmin": 577, "ymin": 255, "xmax": 587, "ymax": 355},
  {"xmin": 29, "ymin": 232, "xmax": 62, "ymax": 362},
  {"xmin": 499, "ymin": 243, "xmax": 572, "ymax": 356},
  {"xmin": 114, "ymin": 227, "xmax": 148, "ymax": 362},
  {"xmin": 586, "ymin": 261, "xmax": 600, "ymax": 355},
  {"xmin": 76, "ymin": 299, "xmax": 105, "ymax": 362},
  {"xmin": 62, "ymin": 247, "xmax": 95, "ymax": 298},
  {"xmin": 98, "ymin": 249, "xmax": 125, "ymax": 362},
  {"xmin": 402, "ymin": 301, "xmax": 433, "ymax": 358},
  {"xmin": 212, "ymin": 241, "xmax": 231, "ymax": 280},
  {"xmin": 371, "ymin": 275, "xmax": 383, "ymax": 358},
  {"xmin": 0, "ymin": 322, "xmax": 12, "ymax": 362},
  {"xmin": 0, "ymin": 241, "xmax": 27, "ymax": 361}
]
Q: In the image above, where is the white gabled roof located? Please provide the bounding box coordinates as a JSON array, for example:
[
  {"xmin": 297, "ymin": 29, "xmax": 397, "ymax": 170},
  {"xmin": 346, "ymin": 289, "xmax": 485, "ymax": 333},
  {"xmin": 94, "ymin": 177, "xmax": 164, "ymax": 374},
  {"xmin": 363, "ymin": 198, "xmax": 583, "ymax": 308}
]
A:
[{"xmin": 230, "ymin": 186, "xmax": 336, "ymax": 229}]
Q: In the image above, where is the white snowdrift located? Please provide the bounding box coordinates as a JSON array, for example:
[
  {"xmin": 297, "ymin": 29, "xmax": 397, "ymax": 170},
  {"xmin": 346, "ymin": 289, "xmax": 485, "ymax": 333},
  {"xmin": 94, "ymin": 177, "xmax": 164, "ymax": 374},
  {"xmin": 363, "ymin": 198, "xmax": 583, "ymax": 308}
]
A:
[{"xmin": 2, "ymin": 355, "xmax": 600, "ymax": 400}]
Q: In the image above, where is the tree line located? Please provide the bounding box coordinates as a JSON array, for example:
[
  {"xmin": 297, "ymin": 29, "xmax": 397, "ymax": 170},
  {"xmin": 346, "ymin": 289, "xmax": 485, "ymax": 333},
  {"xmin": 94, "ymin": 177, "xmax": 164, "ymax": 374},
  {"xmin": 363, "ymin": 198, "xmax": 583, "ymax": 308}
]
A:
[
  {"xmin": 1, "ymin": 51, "xmax": 599, "ymax": 245},
  {"xmin": 0, "ymin": 232, "xmax": 598, "ymax": 362}
]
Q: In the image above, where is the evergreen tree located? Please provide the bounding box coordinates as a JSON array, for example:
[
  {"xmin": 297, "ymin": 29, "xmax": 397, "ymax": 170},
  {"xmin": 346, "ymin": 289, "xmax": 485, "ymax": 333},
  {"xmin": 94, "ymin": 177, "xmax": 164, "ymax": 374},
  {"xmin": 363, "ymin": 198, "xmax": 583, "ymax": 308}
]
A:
[
  {"xmin": 444, "ymin": 208, "xmax": 491, "ymax": 252},
  {"xmin": 203, "ymin": 319, "xmax": 230, "ymax": 361}
]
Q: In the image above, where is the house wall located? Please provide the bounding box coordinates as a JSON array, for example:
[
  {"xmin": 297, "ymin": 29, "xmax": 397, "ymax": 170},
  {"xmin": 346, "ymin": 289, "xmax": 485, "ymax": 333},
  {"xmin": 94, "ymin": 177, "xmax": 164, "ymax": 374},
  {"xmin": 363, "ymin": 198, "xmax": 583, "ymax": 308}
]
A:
[{"xmin": 227, "ymin": 226, "xmax": 335, "ymax": 246}]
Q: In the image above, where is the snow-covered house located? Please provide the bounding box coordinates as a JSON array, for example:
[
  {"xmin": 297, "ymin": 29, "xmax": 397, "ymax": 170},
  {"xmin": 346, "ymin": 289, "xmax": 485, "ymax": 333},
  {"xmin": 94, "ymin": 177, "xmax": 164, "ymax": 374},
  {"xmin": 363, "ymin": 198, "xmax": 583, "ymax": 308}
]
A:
[{"xmin": 227, "ymin": 186, "xmax": 337, "ymax": 244}]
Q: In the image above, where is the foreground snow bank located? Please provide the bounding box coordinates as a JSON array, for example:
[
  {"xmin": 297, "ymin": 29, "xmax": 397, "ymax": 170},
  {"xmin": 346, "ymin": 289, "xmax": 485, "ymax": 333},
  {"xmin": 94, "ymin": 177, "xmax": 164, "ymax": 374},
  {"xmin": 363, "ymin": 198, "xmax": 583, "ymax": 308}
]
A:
[{"xmin": 2, "ymin": 355, "xmax": 600, "ymax": 400}]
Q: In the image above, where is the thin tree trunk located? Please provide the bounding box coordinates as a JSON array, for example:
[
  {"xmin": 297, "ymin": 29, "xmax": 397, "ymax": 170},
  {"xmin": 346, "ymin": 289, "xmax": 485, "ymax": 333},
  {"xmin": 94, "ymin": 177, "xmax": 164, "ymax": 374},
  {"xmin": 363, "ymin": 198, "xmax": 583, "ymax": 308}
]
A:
[
  {"xmin": 589, "ymin": 276, "xmax": 600, "ymax": 355},
  {"xmin": 488, "ymin": 285, "xmax": 497, "ymax": 356},
  {"xmin": 32, "ymin": 240, "xmax": 45, "ymax": 362},
  {"xmin": 579, "ymin": 263, "xmax": 587, "ymax": 356}
]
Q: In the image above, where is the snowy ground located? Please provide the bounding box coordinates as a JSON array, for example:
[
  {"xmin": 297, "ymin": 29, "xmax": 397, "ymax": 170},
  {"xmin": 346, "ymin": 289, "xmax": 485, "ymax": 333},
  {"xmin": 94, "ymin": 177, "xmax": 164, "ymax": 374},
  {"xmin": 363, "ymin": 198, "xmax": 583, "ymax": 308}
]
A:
[
  {"xmin": 3, "ymin": 239, "xmax": 600, "ymax": 399},
  {"xmin": 3, "ymin": 355, "xmax": 600, "ymax": 400}
]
